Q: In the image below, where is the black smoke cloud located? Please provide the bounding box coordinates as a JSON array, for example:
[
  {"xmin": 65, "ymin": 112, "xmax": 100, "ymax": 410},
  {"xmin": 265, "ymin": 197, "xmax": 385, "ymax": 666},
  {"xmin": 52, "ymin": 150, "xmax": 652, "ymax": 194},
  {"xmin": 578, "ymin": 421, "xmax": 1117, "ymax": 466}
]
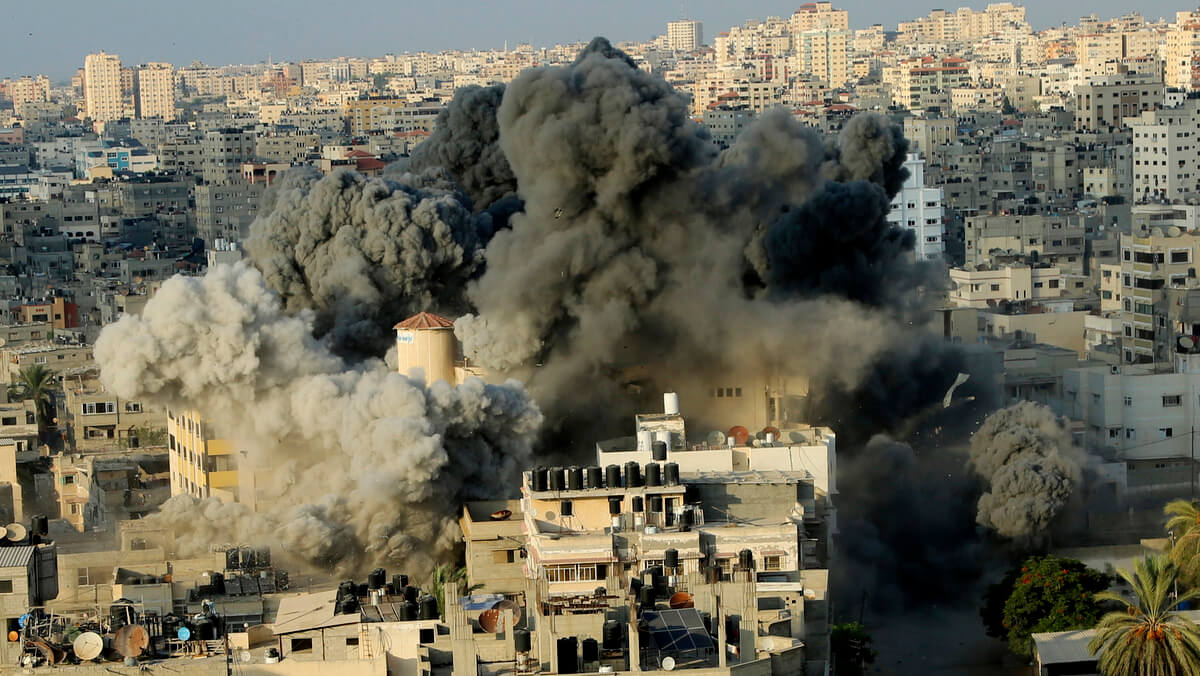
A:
[{"xmin": 97, "ymin": 38, "xmax": 983, "ymax": 580}]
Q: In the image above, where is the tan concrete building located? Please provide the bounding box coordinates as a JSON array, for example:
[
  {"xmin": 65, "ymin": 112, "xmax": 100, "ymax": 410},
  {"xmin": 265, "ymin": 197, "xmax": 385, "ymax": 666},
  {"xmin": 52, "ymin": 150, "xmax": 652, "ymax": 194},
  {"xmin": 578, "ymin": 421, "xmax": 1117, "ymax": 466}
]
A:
[
  {"xmin": 83, "ymin": 51, "xmax": 124, "ymax": 126},
  {"xmin": 2, "ymin": 344, "xmax": 93, "ymax": 382},
  {"xmin": 135, "ymin": 62, "xmax": 175, "ymax": 120},
  {"xmin": 788, "ymin": 2, "xmax": 849, "ymax": 32},
  {"xmin": 949, "ymin": 265, "xmax": 1067, "ymax": 308},
  {"xmin": 167, "ymin": 409, "xmax": 239, "ymax": 502},
  {"xmin": 51, "ymin": 454, "xmax": 107, "ymax": 532},
  {"xmin": 63, "ymin": 374, "xmax": 161, "ymax": 451}
]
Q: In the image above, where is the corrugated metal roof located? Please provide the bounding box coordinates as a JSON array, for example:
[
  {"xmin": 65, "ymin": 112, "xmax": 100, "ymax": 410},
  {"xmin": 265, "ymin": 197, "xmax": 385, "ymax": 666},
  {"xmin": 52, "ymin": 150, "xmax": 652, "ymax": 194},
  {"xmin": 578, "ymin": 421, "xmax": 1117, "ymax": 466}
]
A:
[
  {"xmin": 394, "ymin": 312, "xmax": 454, "ymax": 330},
  {"xmin": 0, "ymin": 545, "xmax": 36, "ymax": 568},
  {"xmin": 1032, "ymin": 629, "xmax": 1096, "ymax": 665}
]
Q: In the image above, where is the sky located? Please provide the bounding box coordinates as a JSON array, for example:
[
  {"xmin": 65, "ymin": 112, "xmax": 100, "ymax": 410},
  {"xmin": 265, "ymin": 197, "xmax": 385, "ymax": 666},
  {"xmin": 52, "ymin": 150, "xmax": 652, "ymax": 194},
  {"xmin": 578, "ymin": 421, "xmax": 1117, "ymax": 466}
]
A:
[{"xmin": 0, "ymin": 0, "xmax": 1194, "ymax": 81}]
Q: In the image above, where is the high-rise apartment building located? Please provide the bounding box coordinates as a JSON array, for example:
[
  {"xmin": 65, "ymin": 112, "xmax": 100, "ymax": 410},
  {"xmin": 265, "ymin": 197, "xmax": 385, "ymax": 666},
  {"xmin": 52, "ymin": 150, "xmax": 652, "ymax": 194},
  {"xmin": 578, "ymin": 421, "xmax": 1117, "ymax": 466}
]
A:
[
  {"xmin": 794, "ymin": 28, "xmax": 851, "ymax": 88},
  {"xmin": 83, "ymin": 51, "xmax": 123, "ymax": 125},
  {"xmin": 667, "ymin": 20, "xmax": 703, "ymax": 52},
  {"xmin": 1166, "ymin": 25, "xmax": 1200, "ymax": 90},
  {"xmin": 5, "ymin": 76, "xmax": 50, "ymax": 113},
  {"xmin": 887, "ymin": 154, "xmax": 944, "ymax": 260},
  {"xmin": 135, "ymin": 62, "xmax": 175, "ymax": 120},
  {"xmin": 788, "ymin": 2, "xmax": 849, "ymax": 32}
]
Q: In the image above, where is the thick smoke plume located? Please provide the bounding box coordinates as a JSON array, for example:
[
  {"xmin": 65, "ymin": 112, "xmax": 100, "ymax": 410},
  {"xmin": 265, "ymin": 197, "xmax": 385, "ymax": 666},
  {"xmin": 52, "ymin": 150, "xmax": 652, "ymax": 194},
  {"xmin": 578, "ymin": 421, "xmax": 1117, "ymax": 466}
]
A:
[
  {"xmin": 969, "ymin": 402, "xmax": 1085, "ymax": 540},
  {"xmin": 96, "ymin": 38, "xmax": 980, "ymax": 581},
  {"xmin": 405, "ymin": 84, "xmax": 518, "ymax": 211},
  {"xmin": 452, "ymin": 37, "xmax": 958, "ymax": 436},
  {"xmin": 94, "ymin": 264, "xmax": 542, "ymax": 572},
  {"xmin": 244, "ymin": 168, "xmax": 489, "ymax": 356}
]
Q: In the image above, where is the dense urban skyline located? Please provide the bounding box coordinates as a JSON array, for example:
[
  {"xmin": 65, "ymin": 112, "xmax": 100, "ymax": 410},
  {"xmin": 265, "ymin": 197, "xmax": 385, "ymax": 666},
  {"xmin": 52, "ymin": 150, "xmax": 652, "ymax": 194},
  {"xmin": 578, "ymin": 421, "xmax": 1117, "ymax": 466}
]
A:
[{"xmin": 0, "ymin": 0, "xmax": 1194, "ymax": 80}]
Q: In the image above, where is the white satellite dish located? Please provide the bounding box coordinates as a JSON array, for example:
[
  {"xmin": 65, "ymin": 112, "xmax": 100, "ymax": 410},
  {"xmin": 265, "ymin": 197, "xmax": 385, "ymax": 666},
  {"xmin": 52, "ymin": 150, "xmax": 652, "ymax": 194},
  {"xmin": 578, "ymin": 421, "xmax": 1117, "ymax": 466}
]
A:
[
  {"xmin": 706, "ymin": 430, "xmax": 725, "ymax": 447},
  {"xmin": 73, "ymin": 631, "xmax": 103, "ymax": 661},
  {"xmin": 5, "ymin": 523, "xmax": 26, "ymax": 542},
  {"xmin": 662, "ymin": 656, "xmax": 676, "ymax": 671}
]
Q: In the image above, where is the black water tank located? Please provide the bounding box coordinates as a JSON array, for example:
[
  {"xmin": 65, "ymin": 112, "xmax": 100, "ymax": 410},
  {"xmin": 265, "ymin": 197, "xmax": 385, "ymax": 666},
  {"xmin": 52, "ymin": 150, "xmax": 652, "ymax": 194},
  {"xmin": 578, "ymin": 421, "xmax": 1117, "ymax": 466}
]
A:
[
  {"xmin": 557, "ymin": 637, "xmax": 579, "ymax": 674},
  {"xmin": 339, "ymin": 596, "xmax": 360, "ymax": 615},
  {"xmin": 605, "ymin": 464, "xmax": 622, "ymax": 488},
  {"xmin": 624, "ymin": 462, "xmax": 642, "ymax": 487},
  {"xmin": 603, "ymin": 620, "xmax": 622, "ymax": 649},
  {"xmin": 532, "ymin": 467, "xmax": 549, "ymax": 492},
  {"xmin": 404, "ymin": 585, "xmax": 419, "ymax": 603},
  {"xmin": 631, "ymin": 496, "xmax": 644, "ymax": 512},
  {"xmin": 239, "ymin": 547, "xmax": 256, "ymax": 570},
  {"xmin": 567, "ymin": 466, "xmax": 584, "ymax": 491},
  {"xmin": 582, "ymin": 637, "xmax": 599, "ymax": 662},
  {"xmin": 356, "ymin": 583, "xmax": 370, "ymax": 597},
  {"xmin": 515, "ymin": 629, "xmax": 532, "ymax": 652},
  {"xmin": 418, "ymin": 595, "xmax": 439, "ymax": 620},
  {"xmin": 368, "ymin": 568, "xmax": 386, "ymax": 590},
  {"xmin": 549, "ymin": 467, "xmax": 566, "ymax": 491},
  {"xmin": 225, "ymin": 548, "xmax": 239, "ymax": 570},
  {"xmin": 739, "ymin": 549, "xmax": 754, "ymax": 571},
  {"xmin": 210, "ymin": 572, "xmax": 225, "ymax": 595},
  {"xmin": 648, "ymin": 495, "xmax": 664, "ymax": 512},
  {"xmin": 652, "ymin": 440, "xmax": 667, "ymax": 461},
  {"xmin": 585, "ymin": 466, "xmax": 603, "ymax": 489},
  {"xmin": 681, "ymin": 508, "xmax": 694, "ymax": 528},
  {"xmin": 256, "ymin": 546, "xmax": 271, "ymax": 567},
  {"xmin": 638, "ymin": 585, "xmax": 656, "ymax": 608},
  {"xmin": 629, "ymin": 577, "xmax": 644, "ymax": 595},
  {"xmin": 665, "ymin": 548, "xmax": 679, "ymax": 569},
  {"xmin": 31, "ymin": 514, "xmax": 47, "ymax": 537},
  {"xmin": 399, "ymin": 601, "xmax": 417, "ymax": 621},
  {"xmin": 608, "ymin": 496, "xmax": 622, "ymax": 516},
  {"xmin": 645, "ymin": 463, "xmax": 662, "ymax": 487},
  {"xmin": 393, "ymin": 574, "xmax": 408, "ymax": 591},
  {"xmin": 664, "ymin": 463, "xmax": 680, "ymax": 486},
  {"xmin": 194, "ymin": 616, "xmax": 216, "ymax": 640}
]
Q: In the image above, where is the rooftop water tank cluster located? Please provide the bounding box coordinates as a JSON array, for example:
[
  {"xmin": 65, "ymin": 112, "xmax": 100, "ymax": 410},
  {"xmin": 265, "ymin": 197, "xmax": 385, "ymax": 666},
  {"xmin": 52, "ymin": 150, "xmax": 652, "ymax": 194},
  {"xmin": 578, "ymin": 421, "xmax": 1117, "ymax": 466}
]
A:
[{"xmin": 530, "ymin": 459, "xmax": 681, "ymax": 492}]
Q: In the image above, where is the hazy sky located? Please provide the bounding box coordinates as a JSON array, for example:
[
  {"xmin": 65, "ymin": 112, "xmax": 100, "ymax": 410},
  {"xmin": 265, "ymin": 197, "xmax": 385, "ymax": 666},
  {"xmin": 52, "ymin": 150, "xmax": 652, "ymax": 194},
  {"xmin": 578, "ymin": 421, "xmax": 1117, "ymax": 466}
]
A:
[{"xmin": 0, "ymin": 0, "xmax": 1193, "ymax": 81}]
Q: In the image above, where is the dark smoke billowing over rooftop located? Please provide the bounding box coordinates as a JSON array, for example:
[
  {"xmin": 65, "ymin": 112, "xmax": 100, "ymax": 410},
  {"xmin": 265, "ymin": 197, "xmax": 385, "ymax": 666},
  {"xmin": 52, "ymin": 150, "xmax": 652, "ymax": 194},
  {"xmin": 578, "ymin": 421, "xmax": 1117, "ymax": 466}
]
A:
[{"xmin": 96, "ymin": 38, "xmax": 983, "ymax": 579}]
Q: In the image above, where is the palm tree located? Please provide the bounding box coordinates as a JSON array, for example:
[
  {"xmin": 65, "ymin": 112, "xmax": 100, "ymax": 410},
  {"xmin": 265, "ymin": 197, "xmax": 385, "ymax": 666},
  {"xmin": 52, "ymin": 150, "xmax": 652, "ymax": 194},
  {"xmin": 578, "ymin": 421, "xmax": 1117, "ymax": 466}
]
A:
[
  {"xmin": 1088, "ymin": 555, "xmax": 1200, "ymax": 676},
  {"xmin": 430, "ymin": 564, "xmax": 480, "ymax": 621},
  {"xmin": 1164, "ymin": 500, "xmax": 1200, "ymax": 586},
  {"xmin": 11, "ymin": 365, "xmax": 56, "ymax": 441}
]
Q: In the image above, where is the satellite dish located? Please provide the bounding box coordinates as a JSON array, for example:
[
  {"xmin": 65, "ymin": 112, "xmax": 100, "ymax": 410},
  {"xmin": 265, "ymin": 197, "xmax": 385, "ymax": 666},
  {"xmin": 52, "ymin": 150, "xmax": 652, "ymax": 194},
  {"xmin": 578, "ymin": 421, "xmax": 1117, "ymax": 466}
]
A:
[
  {"xmin": 239, "ymin": 650, "xmax": 252, "ymax": 663},
  {"xmin": 1182, "ymin": 336, "xmax": 1196, "ymax": 350},
  {"xmin": 491, "ymin": 598, "xmax": 522, "ymax": 626},
  {"xmin": 73, "ymin": 631, "xmax": 103, "ymax": 661},
  {"xmin": 5, "ymin": 523, "xmax": 27, "ymax": 542},
  {"xmin": 706, "ymin": 430, "xmax": 725, "ymax": 447},
  {"xmin": 727, "ymin": 426, "xmax": 750, "ymax": 446},
  {"xmin": 478, "ymin": 608, "xmax": 501, "ymax": 633},
  {"xmin": 662, "ymin": 656, "xmax": 676, "ymax": 671},
  {"xmin": 789, "ymin": 431, "xmax": 806, "ymax": 443},
  {"xmin": 543, "ymin": 511, "xmax": 556, "ymax": 521},
  {"xmin": 177, "ymin": 626, "xmax": 192, "ymax": 641},
  {"xmin": 114, "ymin": 624, "xmax": 149, "ymax": 658}
]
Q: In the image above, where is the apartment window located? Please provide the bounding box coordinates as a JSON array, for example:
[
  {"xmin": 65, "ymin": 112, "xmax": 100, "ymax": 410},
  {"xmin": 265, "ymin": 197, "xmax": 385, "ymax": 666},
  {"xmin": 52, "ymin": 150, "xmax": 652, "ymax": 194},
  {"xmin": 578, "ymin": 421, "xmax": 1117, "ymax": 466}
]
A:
[
  {"xmin": 290, "ymin": 638, "xmax": 313, "ymax": 654},
  {"xmin": 990, "ymin": 284, "xmax": 1000, "ymax": 291},
  {"xmin": 124, "ymin": 402, "xmax": 142, "ymax": 413},
  {"xmin": 1124, "ymin": 396, "xmax": 1133, "ymax": 406},
  {"xmin": 763, "ymin": 556, "xmax": 783, "ymax": 572},
  {"xmin": 492, "ymin": 549, "xmax": 516, "ymax": 564},
  {"xmin": 62, "ymin": 475, "xmax": 74, "ymax": 485},
  {"xmin": 82, "ymin": 402, "xmax": 115, "ymax": 415},
  {"xmin": 0, "ymin": 579, "xmax": 12, "ymax": 594},
  {"xmin": 1127, "ymin": 428, "xmax": 1136, "ymax": 439},
  {"xmin": 1109, "ymin": 428, "xmax": 1120, "ymax": 439},
  {"xmin": 33, "ymin": 357, "xmax": 46, "ymax": 365},
  {"xmin": 1160, "ymin": 428, "xmax": 1174, "ymax": 439},
  {"xmin": 0, "ymin": 417, "xmax": 15, "ymax": 427},
  {"xmin": 1164, "ymin": 395, "xmax": 1183, "ymax": 407},
  {"xmin": 1172, "ymin": 251, "xmax": 1190, "ymax": 263}
]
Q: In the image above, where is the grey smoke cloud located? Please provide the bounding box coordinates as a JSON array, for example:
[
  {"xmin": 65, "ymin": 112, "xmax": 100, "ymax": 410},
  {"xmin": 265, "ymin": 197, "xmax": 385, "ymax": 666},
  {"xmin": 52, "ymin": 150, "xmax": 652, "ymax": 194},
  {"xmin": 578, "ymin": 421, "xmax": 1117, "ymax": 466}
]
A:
[
  {"xmin": 244, "ymin": 167, "xmax": 487, "ymax": 356},
  {"xmin": 969, "ymin": 402, "xmax": 1084, "ymax": 540},
  {"xmin": 94, "ymin": 264, "xmax": 542, "ymax": 572},
  {"xmin": 454, "ymin": 37, "xmax": 958, "ymax": 435},
  {"xmin": 405, "ymin": 83, "xmax": 518, "ymax": 211}
]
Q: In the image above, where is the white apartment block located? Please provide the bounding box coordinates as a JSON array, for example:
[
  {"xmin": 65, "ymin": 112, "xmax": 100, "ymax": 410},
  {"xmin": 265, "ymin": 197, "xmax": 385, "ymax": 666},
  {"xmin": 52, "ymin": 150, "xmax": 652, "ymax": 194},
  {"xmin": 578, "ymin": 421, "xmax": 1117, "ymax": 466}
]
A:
[
  {"xmin": 1127, "ymin": 97, "xmax": 1200, "ymax": 200},
  {"xmin": 788, "ymin": 2, "xmax": 849, "ymax": 33},
  {"xmin": 887, "ymin": 153, "xmax": 943, "ymax": 260},
  {"xmin": 667, "ymin": 20, "xmax": 703, "ymax": 52},
  {"xmin": 794, "ymin": 28, "xmax": 851, "ymax": 88},
  {"xmin": 949, "ymin": 265, "xmax": 1065, "ymax": 308},
  {"xmin": 135, "ymin": 62, "xmax": 175, "ymax": 120},
  {"xmin": 83, "ymin": 51, "xmax": 123, "ymax": 125},
  {"xmin": 1064, "ymin": 352, "xmax": 1200, "ymax": 492}
]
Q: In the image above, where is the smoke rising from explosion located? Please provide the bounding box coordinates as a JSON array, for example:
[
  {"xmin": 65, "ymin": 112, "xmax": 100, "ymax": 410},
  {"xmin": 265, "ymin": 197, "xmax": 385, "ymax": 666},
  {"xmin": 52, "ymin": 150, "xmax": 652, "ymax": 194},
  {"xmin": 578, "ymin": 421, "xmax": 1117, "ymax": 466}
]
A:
[
  {"xmin": 96, "ymin": 38, "xmax": 983, "ymax": 577},
  {"xmin": 95, "ymin": 265, "xmax": 541, "ymax": 571},
  {"xmin": 969, "ymin": 402, "xmax": 1086, "ymax": 540}
]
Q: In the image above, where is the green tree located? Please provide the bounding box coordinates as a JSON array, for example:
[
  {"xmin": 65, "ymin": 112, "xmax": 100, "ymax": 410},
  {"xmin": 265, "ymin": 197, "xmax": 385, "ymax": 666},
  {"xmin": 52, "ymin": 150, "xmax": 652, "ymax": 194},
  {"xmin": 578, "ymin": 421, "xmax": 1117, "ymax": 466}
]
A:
[
  {"xmin": 1088, "ymin": 555, "xmax": 1200, "ymax": 676},
  {"xmin": 430, "ymin": 564, "xmax": 480, "ymax": 621},
  {"xmin": 1001, "ymin": 95, "xmax": 1017, "ymax": 115},
  {"xmin": 10, "ymin": 365, "xmax": 56, "ymax": 440},
  {"xmin": 1164, "ymin": 500, "xmax": 1200, "ymax": 587},
  {"xmin": 993, "ymin": 556, "xmax": 1109, "ymax": 658},
  {"xmin": 831, "ymin": 622, "xmax": 876, "ymax": 675}
]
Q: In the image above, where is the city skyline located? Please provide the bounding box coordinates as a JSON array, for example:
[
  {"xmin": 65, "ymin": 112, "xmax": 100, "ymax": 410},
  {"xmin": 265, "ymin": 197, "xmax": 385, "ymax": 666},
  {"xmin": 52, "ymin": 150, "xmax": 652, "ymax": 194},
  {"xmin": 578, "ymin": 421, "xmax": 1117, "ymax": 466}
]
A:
[{"xmin": 1, "ymin": 0, "xmax": 1194, "ymax": 80}]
